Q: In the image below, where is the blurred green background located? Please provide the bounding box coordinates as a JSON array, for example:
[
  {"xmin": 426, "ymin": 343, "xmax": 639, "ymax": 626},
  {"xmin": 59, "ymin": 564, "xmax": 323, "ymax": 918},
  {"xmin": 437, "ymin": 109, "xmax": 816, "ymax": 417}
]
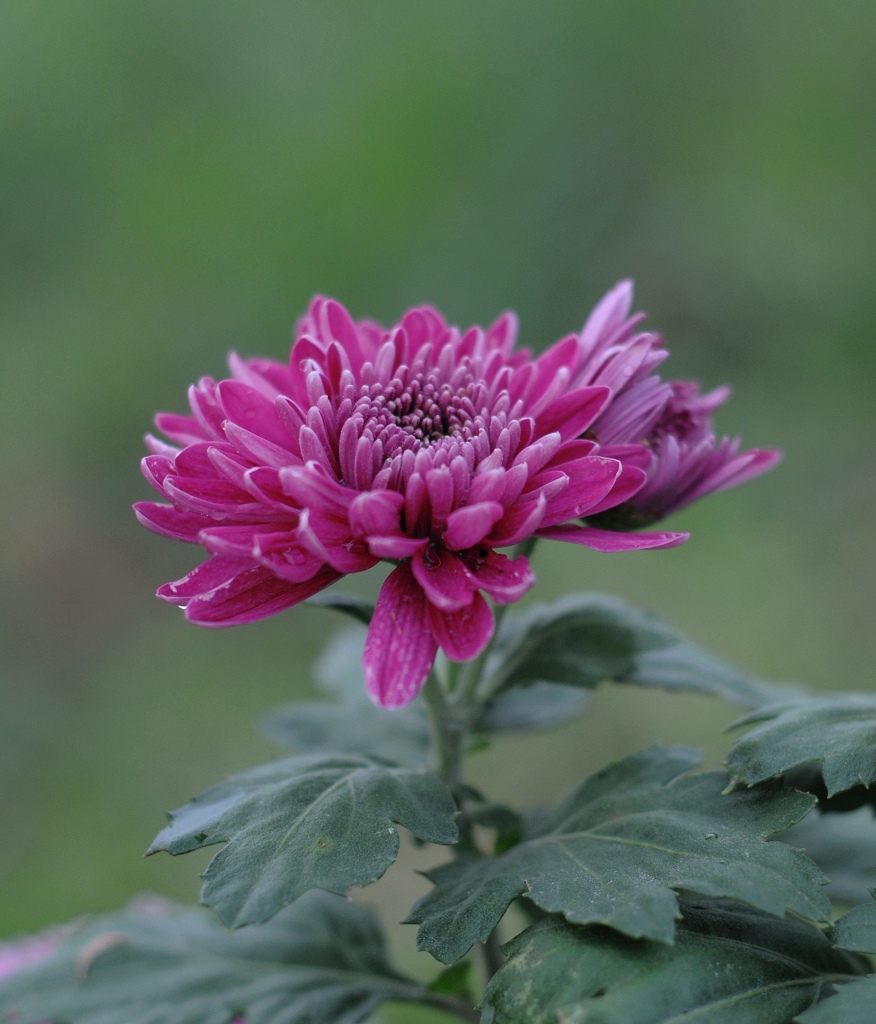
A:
[{"xmin": 1, "ymin": 0, "xmax": 874, "ymax": 1012}]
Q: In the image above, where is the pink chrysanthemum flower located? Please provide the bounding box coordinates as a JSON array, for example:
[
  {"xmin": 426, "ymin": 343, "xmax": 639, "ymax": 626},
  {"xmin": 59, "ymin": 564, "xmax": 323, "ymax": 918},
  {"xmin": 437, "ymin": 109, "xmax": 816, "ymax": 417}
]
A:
[
  {"xmin": 136, "ymin": 295, "xmax": 689, "ymax": 706},
  {"xmin": 573, "ymin": 281, "xmax": 781, "ymax": 529}
]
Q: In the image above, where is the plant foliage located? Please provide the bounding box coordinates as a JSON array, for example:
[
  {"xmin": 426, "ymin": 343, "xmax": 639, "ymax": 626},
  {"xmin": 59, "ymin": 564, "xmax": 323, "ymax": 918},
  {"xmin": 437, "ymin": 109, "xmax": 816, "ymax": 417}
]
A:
[
  {"xmin": 409, "ymin": 747, "xmax": 828, "ymax": 963},
  {"xmin": 479, "ymin": 900, "xmax": 868, "ymax": 1024},
  {"xmin": 727, "ymin": 694, "xmax": 876, "ymax": 797},
  {"xmin": 0, "ymin": 892, "xmax": 451, "ymax": 1024},
  {"xmin": 148, "ymin": 753, "xmax": 459, "ymax": 927},
  {"xmin": 483, "ymin": 595, "xmax": 789, "ymax": 713}
]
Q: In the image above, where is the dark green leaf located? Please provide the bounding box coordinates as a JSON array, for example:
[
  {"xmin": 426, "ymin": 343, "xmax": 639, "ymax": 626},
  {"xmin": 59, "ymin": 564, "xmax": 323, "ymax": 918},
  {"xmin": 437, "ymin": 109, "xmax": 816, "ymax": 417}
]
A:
[
  {"xmin": 427, "ymin": 960, "xmax": 475, "ymax": 1002},
  {"xmin": 781, "ymin": 762, "xmax": 876, "ymax": 813},
  {"xmin": 264, "ymin": 700, "xmax": 431, "ymax": 768},
  {"xmin": 832, "ymin": 893, "xmax": 876, "ymax": 954},
  {"xmin": 483, "ymin": 595, "xmax": 789, "ymax": 717},
  {"xmin": 795, "ymin": 976, "xmax": 876, "ymax": 1023},
  {"xmin": 0, "ymin": 892, "xmax": 440, "ymax": 1024},
  {"xmin": 774, "ymin": 809, "xmax": 876, "ymax": 906},
  {"xmin": 476, "ymin": 682, "xmax": 589, "ymax": 732},
  {"xmin": 148, "ymin": 754, "xmax": 458, "ymax": 928},
  {"xmin": 263, "ymin": 625, "xmax": 432, "ymax": 767},
  {"xmin": 408, "ymin": 747, "xmax": 828, "ymax": 964},
  {"xmin": 467, "ymin": 803, "xmax": 525, "ymax": 855},
  {"xmin": 726, "ymin": 694, "xmax": 876, "ymax": 797},
  {"xmin": 305, "ymin": 590, "xmax": 375, "ymax": 625},
  {"xmin": 479, "ymin": 900, "xmax": 867, "ymax": 1024}
]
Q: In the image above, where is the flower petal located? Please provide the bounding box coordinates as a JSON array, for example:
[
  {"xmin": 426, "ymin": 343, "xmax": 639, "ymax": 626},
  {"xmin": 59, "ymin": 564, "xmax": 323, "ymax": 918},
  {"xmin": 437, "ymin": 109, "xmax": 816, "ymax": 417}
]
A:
[
  {"xmin": 579, "ymin": 279, "xmax": 634, "ymax": 354},
  {"xmin": 428, "ymin": 591, "xmax": 494, "ymax": 662},
  {"xmin": 184, "ymin": 564, "xmax": 341, "ymax": 626},
  {"xmin": 367, "ymin": 534, "xmax": 429, "ymax": 559},
  {"xmin": 537, "ymin": 524, "xmax": 689, "ymax": 550},
  {"xmin": 443, "ymin": 501, "xmax": 505, "ymax": 550},
  {"xmin": 464, "ymin": 549, "xmax": 536, "ymax": 604},
  {"xmin": 412, "ymin": 547, "xmax": 476, "ymax": 612},
  {"xmin": 296, "ymin": 507, "xmax": 378, "ymax": 573},
  {"xmin": 488, "ymin": 492, "xmax": 547, "ymax": 547},
  {"xmin": 348, "ymin": 490, "xmax": 405, "ymax": 537},
  {"xmin": 582, "ymin": 463, "xmax": 647, "ymax": 517},
  {"xmin": 218, "ymin": 380, "xmax": 295, "ymax": 450},
  {"xmin": 134, "ymin": 501, "xmax": 206, "ymax": 542},
  {"xmin": 198, "ymin": 524, "xmax": 292, "ymax": 558},
  {"xmin": 363, "ymin": 565, "xmax": 438, "ymax": 708},
  {"xmin": 156, "ymin": 555, "xmax": 256, "ymax": 606},
  {"xmin": 539, "ymin": 457, "xmax": 621, "ymax": 526},
  {"xmin": 534, "ymin": 385, "xmax": 610, "ymax": 442}
]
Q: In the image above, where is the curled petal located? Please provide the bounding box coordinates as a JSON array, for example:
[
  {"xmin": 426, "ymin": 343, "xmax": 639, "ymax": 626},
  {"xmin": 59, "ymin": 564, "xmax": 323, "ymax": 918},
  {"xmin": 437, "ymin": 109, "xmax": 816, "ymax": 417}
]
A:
[
  {"xmin": 583, "ymin": 463, "xmax": 647, "ymax": 517},
  {"xmin": 537, "ymin": 524, "xmax": 689, "ymax": 550},
  {"xmin": 157, "ymin": 555, "xmax": 259, "ymax": 606},
  {"xmin": 349, "ymin": 490, "xmax": 405, "ymax": 537},
  {"xmin": 579, "ymin": 279, "xmax": 634, "ymax": 355},
  {"xmin": 218, "ymin": 380, "xmax": 294, "ymax": 450},
  {"xmin": 534, "ymin": 386, "xmax": 610, "ymax": 442},
  {"xmin": 223, "ymin": 421, "xmax": 297, "ymax": 467},
  {"xmin": 412, "ymin": 547, "xmax": 476, "ymax": 612},
  {"xmin": 444, "ymin": 501, "xmax": 505, "ymax": 550},
  {"xmin": 363, "ymin": 565, "xmax": 438, "ymax": 707},
  {"xmin": 297, "ymin": 508, "xmax": 377, "ymax": 573},
  {"xmin": 539, "ymin": 457, "xmax": 621, "ymax": 526},
  {"xmin": 154, "ymin": 411, "xmax": 209, "ymax": 446},
  {"xmin": 367, "ymin": 534, "xmax": 429, "ymax": 559},
  {"xmin": 184, "ymin": 564, "xmax": 341, "ymax": 626},
  {"xmin": 279, "ymin": 463, "xmax": 354, "ymax": 512},
  {"xmin": 253, "ymin": 534, "xmax": 326, "ymax": 582},
  {"xmin": 134, "ymin": 501, "xmax": 206, "ymax": 542},
  {"xmin": 199, "ymin": 524, "xmax": 293, "ymax": 558},
  {"xmin": 488, "ymin": 493, "xmax": 547, "ymax": 547},
  {"xmin": 463, "ymin": 549, "xmax": 536, "ymax": 604}
]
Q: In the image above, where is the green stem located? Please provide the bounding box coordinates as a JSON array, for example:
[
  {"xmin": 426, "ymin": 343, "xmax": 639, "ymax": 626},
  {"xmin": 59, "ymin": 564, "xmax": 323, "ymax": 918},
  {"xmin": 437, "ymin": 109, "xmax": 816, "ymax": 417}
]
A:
[
  {"xmin": 421, "ymin": 673, "xmax": 467, "ymax": 794},
  {"xmin": 420, "ymin": 543, "xmax": 543, "ymax": 989}
]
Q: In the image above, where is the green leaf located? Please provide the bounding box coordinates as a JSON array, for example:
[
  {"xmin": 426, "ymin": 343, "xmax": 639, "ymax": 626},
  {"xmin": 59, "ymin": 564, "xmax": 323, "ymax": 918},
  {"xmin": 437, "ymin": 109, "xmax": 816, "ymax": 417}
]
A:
[
  {"xmin": 408, "ymin": 747, "xmax": 828, "ymax": 964},
  {"xmin": 476, "ymin": 682, "xmax": 590, "ymax": 732},
  {"xmin": 483, "ymin": 595, "xmax": 789, "ymax": 718},
  {"xmin": 467, "ymin": 803, "xmax": 525, "ymax": 855},
  {"xmin": 726, "ymin": 694, "xmax": 876, "ymax": 797},
  {"xmin": 780, "ymin": 762, "xmax": 876, "ymax": 813},
  {"xmin": 795, "ymin": 976, "xmax": 876, "ymax": 1023},
  {"xmin": 0, "ymin": 892, "xmax": 446, "ymax": 1024},
  {"xmin": 479, "ymin": 900, "xmax": 867, "ymax": 1024},
  {"xmin": 263, "ymin": 624, "xmax": 432, "ymax": 767},
  {"xmin": 833, "ymin": 892, "xmax": 876, "ymax": 954},
  {"xmin": 427, "ymin": 961, "xmax": 475, "ymax": 1002},
  {"xmin": 774, "ymin": 809, "xmax": 876, "ymax": 906},
  {"xmin": 264, "ymin": 700, "xmax": 432, "ymax": 768},
  {"xmin": 148, "ymin": 753, "xmax": 458, "ymax": 928}
]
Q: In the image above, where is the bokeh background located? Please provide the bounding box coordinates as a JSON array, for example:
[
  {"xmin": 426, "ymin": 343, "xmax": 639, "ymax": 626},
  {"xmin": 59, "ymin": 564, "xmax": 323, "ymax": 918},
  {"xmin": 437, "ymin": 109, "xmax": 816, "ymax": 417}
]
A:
[{"xmin": 2, "ymin": 1, "xmax": 875, "ymax": 1016}]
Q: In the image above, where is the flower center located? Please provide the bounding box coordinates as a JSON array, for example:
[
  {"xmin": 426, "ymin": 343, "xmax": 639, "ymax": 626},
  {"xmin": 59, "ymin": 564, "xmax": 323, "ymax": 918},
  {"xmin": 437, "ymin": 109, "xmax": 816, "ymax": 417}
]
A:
[
  {"xmin": 373, "ymin": 376, "xmax": 482, "ymax": 445},
  {"xmin": 332, "ymin": 353, "xmax": 524, "ymax": 493},
  {"xmin": 350, "ymin": 368, "xmax": 490, "ymax": 462}
]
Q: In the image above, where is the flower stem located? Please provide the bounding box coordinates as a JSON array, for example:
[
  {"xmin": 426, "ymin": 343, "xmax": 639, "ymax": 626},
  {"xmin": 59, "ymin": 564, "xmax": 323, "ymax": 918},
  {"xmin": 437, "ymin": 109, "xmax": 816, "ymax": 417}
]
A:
[
  {"xmin": 421, "ymin": 673, "xmax": 467, "ymax": 794},
  {"xmin": 422, "ymin": 612, "xmax": 519, "ymax": 992},
  {"xmin": 480, "ymin": 928, "xmax": 506, "ymax": 980}
]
